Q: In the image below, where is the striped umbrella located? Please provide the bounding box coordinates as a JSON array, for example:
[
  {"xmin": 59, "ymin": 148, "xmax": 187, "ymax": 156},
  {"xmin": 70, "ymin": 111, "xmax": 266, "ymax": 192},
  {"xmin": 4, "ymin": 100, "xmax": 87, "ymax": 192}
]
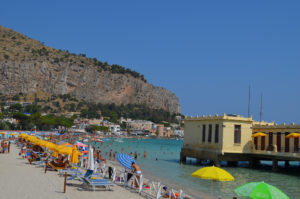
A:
[{"xmin": 117, "ymin": 153, "xmax": 136, "ymax": 170}]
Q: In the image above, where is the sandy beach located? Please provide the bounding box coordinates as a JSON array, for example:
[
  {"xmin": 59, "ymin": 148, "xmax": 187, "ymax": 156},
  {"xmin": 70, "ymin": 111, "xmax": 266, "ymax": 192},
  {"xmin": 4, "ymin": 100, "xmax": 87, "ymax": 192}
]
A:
[{"xmin": 0, "ymin": 144, "xmax": 144, "ymax": 199}]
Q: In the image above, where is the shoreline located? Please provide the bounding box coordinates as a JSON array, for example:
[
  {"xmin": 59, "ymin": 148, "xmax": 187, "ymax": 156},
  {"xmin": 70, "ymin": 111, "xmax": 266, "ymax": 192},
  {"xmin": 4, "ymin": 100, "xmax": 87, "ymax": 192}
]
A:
[
  {"xmin": 1, "ymin": 143, "xmax": 212, "ymax": 199},
  {"xmin": 106, "ymin": 160, "xmax": 212, "ymax": 199}
]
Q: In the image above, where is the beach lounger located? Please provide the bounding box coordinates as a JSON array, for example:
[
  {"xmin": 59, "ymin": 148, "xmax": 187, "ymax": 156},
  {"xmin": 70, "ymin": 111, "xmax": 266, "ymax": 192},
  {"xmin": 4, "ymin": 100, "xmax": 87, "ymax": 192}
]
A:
[
  {"xmin": 59, "ymin": 167, "xmax": 82, "ymax": 177},
  {"xmin": 80, "ymin": 177, "xmax": 114, "ymax": 191},
  {"xmin": 67, "ymin": 169, "xmax": 100, "ymax": 181},
  {"xmin": 48, "ymin": 162, "xmax": 68, "ymax": 171}
]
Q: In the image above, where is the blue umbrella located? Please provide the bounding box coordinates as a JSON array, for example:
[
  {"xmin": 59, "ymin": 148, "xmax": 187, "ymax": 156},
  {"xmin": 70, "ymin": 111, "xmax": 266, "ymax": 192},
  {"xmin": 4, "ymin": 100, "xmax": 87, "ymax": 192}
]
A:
[{"xmin": 117, "ymin": 153, "xmax": 136, "ymax": 170}]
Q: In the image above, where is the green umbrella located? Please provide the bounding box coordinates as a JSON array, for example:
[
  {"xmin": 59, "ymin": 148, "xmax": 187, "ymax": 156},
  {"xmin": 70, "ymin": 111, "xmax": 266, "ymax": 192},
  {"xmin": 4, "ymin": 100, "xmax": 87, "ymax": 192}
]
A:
[{"xmin": 234, "ymin": 182, "xmax": 289, "ymax": 199}]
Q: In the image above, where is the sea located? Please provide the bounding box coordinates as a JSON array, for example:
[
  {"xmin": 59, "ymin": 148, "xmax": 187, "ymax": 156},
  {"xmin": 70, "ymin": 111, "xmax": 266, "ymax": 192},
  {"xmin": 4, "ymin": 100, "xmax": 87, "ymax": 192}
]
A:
[{"xmin": 92, "ymin": 138, "xmax": 300, "ymax": 199}]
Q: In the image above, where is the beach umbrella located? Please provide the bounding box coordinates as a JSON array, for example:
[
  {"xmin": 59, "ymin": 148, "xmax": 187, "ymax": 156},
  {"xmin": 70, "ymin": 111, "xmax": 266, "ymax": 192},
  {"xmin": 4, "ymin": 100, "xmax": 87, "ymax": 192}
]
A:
[
  {"xmin": 117, "ymin": 153, "xmax": 136, "ymax": 170},
  {"xmin": 87, "ymin": 145, "xmax": 95, "ymax": 171},
  {"xmin": 191, "ymin": 166, "xmax": 234, "ymax": 197},
  {"xmin": 70, "ymin": 146, "xmax": 81, "ymax": 164},
  {"xmin": 45, "ymin": 142, "xmax": 57, "ymax": 151},
  {"xmin": 76, "ymin": 141, "xmax": 87, "ymax": 147},
  {"xmin": 286, "ymin": 132, "xmax": 300, "ymax": 138},
  {"xmin": 57, "ymin": 146, "xmax": 73, "ymax": 155},
  {"xmin": 62, "ymin": 142, "xmax": 74, "ymax": 148},
  {"xmin": 234, "ymin": 182, "xmax": 290, "ymax": 199},
  {"xmin": 191, "ymin": 166, "xmax": 234, "ymax": 181},
  {"xmin": 252, "ymin": 132, "xmax": 267, "ymax": 138},
  {"xmin": 52, "ymin": 151, "xmax": 59, "ymax": 158}
]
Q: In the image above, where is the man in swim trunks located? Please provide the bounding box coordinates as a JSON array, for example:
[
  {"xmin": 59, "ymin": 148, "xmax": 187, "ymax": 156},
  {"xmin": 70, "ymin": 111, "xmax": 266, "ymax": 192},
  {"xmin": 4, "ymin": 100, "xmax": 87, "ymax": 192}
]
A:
[{"xmin": 131, "ymin": 162, "xmax": 142, "ymax": 188}]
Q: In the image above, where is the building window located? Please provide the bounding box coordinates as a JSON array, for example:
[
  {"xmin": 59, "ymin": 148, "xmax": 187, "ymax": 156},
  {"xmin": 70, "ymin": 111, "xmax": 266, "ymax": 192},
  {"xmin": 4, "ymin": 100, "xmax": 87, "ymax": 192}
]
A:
[
  {"xmin": 202, "ymin": 125, "xmax": 206, "ymax": 142},
  {"xmin": 215, "ymin": 124, "xmax": 219, "ymax": 143},
  {"xmin": 234, "ymin": 125, "xmax": 241, "ymax": 144},
  {"xmin": 208, "ymin": 124, "xmax": 212, "ymax": 142}
]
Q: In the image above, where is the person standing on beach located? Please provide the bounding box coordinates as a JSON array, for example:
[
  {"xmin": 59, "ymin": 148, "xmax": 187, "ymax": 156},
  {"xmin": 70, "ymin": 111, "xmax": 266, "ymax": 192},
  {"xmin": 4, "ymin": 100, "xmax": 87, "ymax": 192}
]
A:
[
  {"xmin": 113, "ymin": 152, "xmax": 117, "ymax": 161},
  {"xmin": 131, "ymin": 162, "xmax": 142, "ymax": 188},
  {"xmin": 8, "ymin": 141, "xmax": 10, "ymax": 153},
  {"xmin": 96, "ymin": 147, "xmax": 100, "ymax": 156},
  {"xmin": 134, "ymin": 152, "xmax": 138, "ymax": 160},
  {"xmin": 1, "ymin": 141, "xmax": 4, "ymax": 153},
  {"xmin": 144, "ymin": 151, "xmax": 147, "ymax": 158},
  {"xmin": 4, "ymin": 142, "xmax": 8, "ymax": 153},
  {"xmin": 109, "ymin": 149, "xmax": 112, "ymax": 160}
]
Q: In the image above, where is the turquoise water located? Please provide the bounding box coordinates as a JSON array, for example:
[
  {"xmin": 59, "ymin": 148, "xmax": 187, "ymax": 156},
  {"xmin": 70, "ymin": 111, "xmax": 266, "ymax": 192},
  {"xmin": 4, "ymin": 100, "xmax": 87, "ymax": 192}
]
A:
[{"xmin": 92, "ymin": 138, "xmax": 300, "ymax": 199}]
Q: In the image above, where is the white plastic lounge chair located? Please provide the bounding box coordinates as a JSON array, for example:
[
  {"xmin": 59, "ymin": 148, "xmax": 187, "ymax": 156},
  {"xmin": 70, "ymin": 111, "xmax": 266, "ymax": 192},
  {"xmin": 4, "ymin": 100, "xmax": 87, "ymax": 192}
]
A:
[{"xmin": 80, "ymin": 177, "xmax": 114, "ymax": 191}]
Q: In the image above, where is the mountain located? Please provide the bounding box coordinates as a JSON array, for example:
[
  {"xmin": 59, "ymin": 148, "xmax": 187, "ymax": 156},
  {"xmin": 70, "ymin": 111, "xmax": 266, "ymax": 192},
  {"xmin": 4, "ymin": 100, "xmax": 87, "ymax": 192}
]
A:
[{"xmin": 0, "ymin": 26, "xmax": 180, "ymax": 113}]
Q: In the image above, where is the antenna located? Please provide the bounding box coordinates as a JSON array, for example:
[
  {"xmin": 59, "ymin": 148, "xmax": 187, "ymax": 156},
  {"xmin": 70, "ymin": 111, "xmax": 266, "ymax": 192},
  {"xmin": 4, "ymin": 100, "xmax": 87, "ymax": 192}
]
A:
[
  {"xmin": 260, "ymin": 93, "xmax": 263, "ymax": 122},
  {"xmin": 248, "ymin": 85, "xmax": 251, "ymax": 118}
]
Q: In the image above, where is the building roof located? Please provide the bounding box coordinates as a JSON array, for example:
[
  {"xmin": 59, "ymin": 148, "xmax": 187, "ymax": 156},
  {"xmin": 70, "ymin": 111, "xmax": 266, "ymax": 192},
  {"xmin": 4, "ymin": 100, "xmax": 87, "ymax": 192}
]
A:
[{"xmin": 185, "ymin": 113, "xmax": 253, "ymax": 122}]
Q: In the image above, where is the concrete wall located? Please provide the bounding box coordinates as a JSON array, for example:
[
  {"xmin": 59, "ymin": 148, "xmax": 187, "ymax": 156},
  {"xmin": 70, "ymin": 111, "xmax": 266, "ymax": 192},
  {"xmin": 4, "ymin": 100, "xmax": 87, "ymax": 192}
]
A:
[{"xmin": 221, "ymin": 121, "xmax": 252, "ymax": 153}]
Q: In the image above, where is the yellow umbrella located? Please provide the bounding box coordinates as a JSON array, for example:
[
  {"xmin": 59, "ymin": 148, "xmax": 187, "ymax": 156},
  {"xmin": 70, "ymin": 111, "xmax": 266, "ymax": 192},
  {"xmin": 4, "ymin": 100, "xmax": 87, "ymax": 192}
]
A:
[
  {"xmin": 38, "ymin": 140, "xmax": 49, "ymax": 147},
  {"xmin": 56, "ymin": 146, "xmax": 73, "ymax": 155},
  {"xmin": 191, "ymin": 166, "xmax": 234, "ymax": 181},
  {"xmin": 70, "ymin": 146, "xmax": 81, "ymax": 164},
  {"xmin": 252, "ymin": 132, "xmax": 267, "ymax": 138},
  {"xmin": 0, "ymin": 132, "xmax": 6, "ymax": 135},
  {"xmin": 10, "ymin": 133, "xmax": 17, "ymax": 136},
  {"xmin": 286, "ymin": 132, "xmax": 300, "ymax": 138},
  {"xmin": 46, "ymin": 142, "xmax": 57, "ymax": 151},
  {"xmin": 20, "ymin": 134, "xmax": 29, "ymax": 138},
  {"xmin": 52, "ymin": 151, "xmax": 59, "ymax": 158},
  {"xmin": 192, "ymin": 166, "xmax": 234, "ymax": 198}
]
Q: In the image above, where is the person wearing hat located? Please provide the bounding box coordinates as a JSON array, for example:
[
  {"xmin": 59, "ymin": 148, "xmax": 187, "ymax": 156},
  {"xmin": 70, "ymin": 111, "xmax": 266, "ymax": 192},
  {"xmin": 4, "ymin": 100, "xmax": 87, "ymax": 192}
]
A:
[{"xmin": 162, "ymin": 186, "xmax": 179, "ymax": 199}]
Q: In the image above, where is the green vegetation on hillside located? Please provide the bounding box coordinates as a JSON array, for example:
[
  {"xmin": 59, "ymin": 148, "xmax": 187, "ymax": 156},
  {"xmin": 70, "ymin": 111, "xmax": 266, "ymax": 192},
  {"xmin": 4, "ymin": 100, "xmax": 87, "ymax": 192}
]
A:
[{"xmin": 0, "ymin": 93, "xmax": 181, "ymax": 130}]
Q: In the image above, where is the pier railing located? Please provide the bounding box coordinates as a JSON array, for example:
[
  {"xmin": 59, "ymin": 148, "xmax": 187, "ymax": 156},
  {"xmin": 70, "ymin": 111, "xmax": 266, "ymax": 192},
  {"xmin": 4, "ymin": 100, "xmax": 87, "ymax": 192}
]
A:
[{"xmin": 252, "ymin": 145, "xmax": 300, "ymax": 155}]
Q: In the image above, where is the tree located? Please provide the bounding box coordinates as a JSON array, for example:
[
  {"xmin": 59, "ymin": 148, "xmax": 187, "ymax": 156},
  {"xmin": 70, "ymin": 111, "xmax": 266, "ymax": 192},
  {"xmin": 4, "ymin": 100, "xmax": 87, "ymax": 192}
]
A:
[
  {"xmin": 12, "ymin": 94, "xmax": 20, "ymax": 101},
  {"xmin": 109, "ymin": 112, "xmax": 119, "ymax": 123},
  {"xmin": 24, "ymin": 104, "xmax": 40, "ymax": 114},
  {"xmin": 9, "ymin": 103, "xmax": 23, "ymax": 112},
  {"xmin": 13, "ymin": 112, "xmax": 29, "ymax": 130}
]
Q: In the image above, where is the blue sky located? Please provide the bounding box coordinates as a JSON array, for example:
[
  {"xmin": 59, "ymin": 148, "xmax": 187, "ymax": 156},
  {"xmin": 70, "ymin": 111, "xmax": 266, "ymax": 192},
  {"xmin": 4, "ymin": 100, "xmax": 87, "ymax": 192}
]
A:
[{"xmin": 1, "ymin": 1, "xmax": 300, "ymax": 123}]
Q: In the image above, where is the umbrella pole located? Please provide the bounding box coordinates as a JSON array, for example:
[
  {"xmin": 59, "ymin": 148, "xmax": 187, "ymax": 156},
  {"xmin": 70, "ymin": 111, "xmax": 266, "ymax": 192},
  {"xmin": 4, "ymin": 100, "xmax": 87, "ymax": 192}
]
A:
[{"xmin": 211, "ymin": 180, "xmax": 213, "ymax": 198}]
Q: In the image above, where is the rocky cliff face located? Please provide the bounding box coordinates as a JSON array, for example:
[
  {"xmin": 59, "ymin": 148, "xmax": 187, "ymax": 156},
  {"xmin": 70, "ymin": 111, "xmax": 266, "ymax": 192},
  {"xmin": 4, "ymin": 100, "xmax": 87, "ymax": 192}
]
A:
[{"xmin": 0, "ymin": 26, "xmax": 180, "ymax": 113}]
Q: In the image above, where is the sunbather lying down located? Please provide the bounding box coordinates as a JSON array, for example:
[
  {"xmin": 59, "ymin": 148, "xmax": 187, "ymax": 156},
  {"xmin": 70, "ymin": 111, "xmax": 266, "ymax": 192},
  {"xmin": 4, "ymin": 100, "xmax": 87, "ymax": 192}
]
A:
[
  {"xmin": 28, "ymin": 152, "xmax": 41, "ymax": 164},
  {"xmin": 33, "ymin": 145, "xmax": 44, "ymax": 153},
  {"xmin": 49, "ymin": 159, "xmax": 70, "ymax": 168}
]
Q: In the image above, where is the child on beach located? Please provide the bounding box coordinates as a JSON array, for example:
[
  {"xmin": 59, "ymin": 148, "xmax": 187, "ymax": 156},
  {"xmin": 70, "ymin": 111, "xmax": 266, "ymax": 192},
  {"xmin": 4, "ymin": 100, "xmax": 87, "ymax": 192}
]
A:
[
  {"xmin": 4, "ymin": 142, "xmax": 8, "ymax": 153},
  {"xmin": 22, "ymin": 145, "xmax": 27, "ymax": 159}
]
